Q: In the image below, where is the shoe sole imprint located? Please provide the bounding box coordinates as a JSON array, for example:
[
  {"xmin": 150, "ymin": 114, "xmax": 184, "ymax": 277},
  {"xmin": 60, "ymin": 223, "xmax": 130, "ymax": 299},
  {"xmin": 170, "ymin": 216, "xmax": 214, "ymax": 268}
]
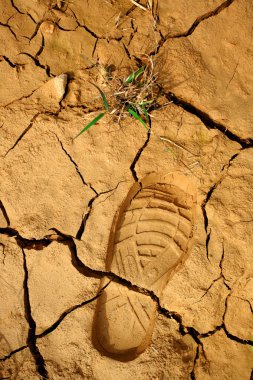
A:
[{"xmin": 93, "ymin": 172, "xmax": 197, "ymax": 359}]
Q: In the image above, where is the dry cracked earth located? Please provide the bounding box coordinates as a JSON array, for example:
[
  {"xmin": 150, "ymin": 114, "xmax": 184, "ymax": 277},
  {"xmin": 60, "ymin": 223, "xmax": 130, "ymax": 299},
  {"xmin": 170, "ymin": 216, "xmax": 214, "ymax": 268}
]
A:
[{"xmin": 0, "ymin": 0, "xmax": 253, "ymax": 379}]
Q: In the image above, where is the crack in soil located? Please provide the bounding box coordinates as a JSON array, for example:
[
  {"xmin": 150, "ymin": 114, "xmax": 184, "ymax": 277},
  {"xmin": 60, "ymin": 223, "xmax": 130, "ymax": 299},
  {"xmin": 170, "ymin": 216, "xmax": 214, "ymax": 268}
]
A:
[
  {"xmin": 69, "ymin": 7, "xmax": 122, "ymax": 44},
  {"xmin": 0, "ymin": 20, "xmax": 18, "ymax": 40},
  {"xmin": 3, "ymin": 107, "xmax": 72, "ymax": 157},
  {"xmin": 1, "ymin": 226, "xmax": 202, "ymax": 345},
  {"xmin": 130, "ymin": 127, "xmax": 151, "ymax": 182},
  {"xmin": 122, "ymin": 41, "xmax": 131, "ymax": 60},
  {"xmin": 201, "ymin": 182, "xmax": 219, "ymax": 260},
  {"xmin": 198, "ymin": 289, "xmax": 253, "ymax": 346},
  {"xmin": 0, "ymin": 241, "xmax": 6, "ymax": 264},
  {"xmin": 36, "ymin": 281, "xmax": 110, "ymax": 339},
  {"xmin": 75, "ymin": 194, "xmax": 98, "ymax": 240},
  {"xmin": 19, "ymin": 52, "xmax": 52, "ymax": 77},
  {"xmin": 22, "ymin": 248, "xmax": 49, "ymax": 379},
  {"xmin": 26, "ymin": 12, "xmax": 37, "ymax": 25},
  {"xmin": 75, "ymin": 181, "xmax": 123, "ymax": 239},
  {"xmin": 3, "ymin": 112, "xmax": 41, "ymax": 157},
  {"xmin": 195, "ymin": 277, "xmax": 224, "ymax": 303},
  {"xmin": 0, "ymin": 55, "xmax": 17, "ymax": 68},
  {"xmin": 68, "ymin": 8, "xmax": 99, "ymax": 39},
  {"xmin": 223, "ymin": 323, "xmax": 253, "ymax": 346},
  {"xmin": 205, "ymin": 229, "xmax": 211, "ymax": 262},
  {"xmin": 1, "ymin": 86, "xmax": 42, "ymax": 109},
  {"xmin": 0, "ymin": 1, "xmax": 251, "ymax": 375},
  {"xmin": 164, "ymin": 92, "xmax": 253, "ymax": 148},
  {"xmin": 221, "ymin": 284, "xmax": 253, "ymax": 346},
  {"xmin": 190, "ymin": 291, "xmax": 253, "ymax": 377},
  {"xmin": 151, "ymin": 0, "xmax": 235, "ymax": 55},
  {"xmin": 194, "ymin": 243, "xmax": 231, "ymax": 304},
  {"xmin": 10, "ymin": 0, "xmax": 24, "ymax": 15},
  {"xmin": 0, "ymin": 200, "xmax": 10, "ymax": 226},
  {"xmin": 190, "ymin": 343, "xmax": 201, "ymax": 380},
  {"xmin": 31, "ymin": 234, "xmax": 211, "ymax": 354},
  {"xmin": 28, "ymin": 20, "xmax": 43, "ymax": 42},
  {"xmin": 219, "ymin": 242, "xmax": 231, "ymax": 290},
  {"xmin": 201, "ymin": 152, "xmax": 239, "ymax": 261},
  {"xmin": 35, "ymin": 33, "xmax": 45, "ymax": 59},
  {"xmin": 0, "ymin": 226, "xmax": 252, "ymax": 369},
  {"xmin": 0, "ymin": 226, "xmax": 52, "ymax": 250},
  {"xmin": 169, "ymin": 0, "xmax": 235, "ymax": 39},
  {"xmin": 0, "ymin": 344, "xmax": 28, "ymax": 362},
  {"xmin": 233, "ymin": 296, "xmax": 253, "ymax": 314},
  {"xmin": 53, "ymin": 133, "xmax": 97, "ymax": 194}
]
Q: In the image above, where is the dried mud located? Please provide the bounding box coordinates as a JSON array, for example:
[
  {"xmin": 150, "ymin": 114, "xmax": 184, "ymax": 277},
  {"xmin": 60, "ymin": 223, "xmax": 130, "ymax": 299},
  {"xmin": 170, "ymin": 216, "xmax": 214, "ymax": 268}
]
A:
[{"xmin": 0, "ymin": 1, "xmax": 252, "ymax": 379}]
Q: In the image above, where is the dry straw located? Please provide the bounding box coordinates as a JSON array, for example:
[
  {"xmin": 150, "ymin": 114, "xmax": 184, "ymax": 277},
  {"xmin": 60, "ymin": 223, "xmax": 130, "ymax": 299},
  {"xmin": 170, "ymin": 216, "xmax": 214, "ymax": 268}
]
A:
[{"xmin": 74, "ymin": 57, "xmax": 161, "ymax": 138}]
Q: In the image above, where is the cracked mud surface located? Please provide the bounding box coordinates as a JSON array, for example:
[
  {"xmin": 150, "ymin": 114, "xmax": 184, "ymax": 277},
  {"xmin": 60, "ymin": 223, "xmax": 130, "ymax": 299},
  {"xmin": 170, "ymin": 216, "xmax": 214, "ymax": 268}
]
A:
[{"xmin": 0, "ymin": 0, "xmax": 252, "ymax": 379}]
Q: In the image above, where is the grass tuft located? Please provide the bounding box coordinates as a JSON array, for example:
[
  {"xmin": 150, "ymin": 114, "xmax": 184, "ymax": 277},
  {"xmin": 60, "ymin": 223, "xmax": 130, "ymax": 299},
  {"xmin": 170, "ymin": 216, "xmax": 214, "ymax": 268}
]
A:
[{"xmin": 75, "ymin": 57, "xmax": 162, "ymax": 137}]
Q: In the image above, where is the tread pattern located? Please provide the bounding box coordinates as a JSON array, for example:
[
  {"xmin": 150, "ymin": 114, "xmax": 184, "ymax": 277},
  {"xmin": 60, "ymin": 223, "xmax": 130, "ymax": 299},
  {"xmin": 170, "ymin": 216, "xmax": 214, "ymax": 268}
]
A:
[
  {"xmin": 94, "ymin": 174, "xmax": 196, "ymax": 358},
  {"xmin": 111, "ymin": 183, "xmax": 195, "ymax": 292}
]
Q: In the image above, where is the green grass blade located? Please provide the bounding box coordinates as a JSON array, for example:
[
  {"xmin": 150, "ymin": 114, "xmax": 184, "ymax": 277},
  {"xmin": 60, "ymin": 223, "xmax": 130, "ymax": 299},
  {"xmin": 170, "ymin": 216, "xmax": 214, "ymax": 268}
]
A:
[
  {"xmin": 74, "ymin": 113, "xmax": 105, "ymax": 139},
  {"xmin": 140, "ymin": 105, "xmax": 149, "ymax": 123},
  {"xmin": 91, "ymin": 83, "xmax": 109, "ymax": 111},
  {"xmin": 124, "ymin": 66, "xmax": 146, "ymax": 84},
  {"xmin": 127, "ymin": 107, "xmax": 149, "ymax": 130}
]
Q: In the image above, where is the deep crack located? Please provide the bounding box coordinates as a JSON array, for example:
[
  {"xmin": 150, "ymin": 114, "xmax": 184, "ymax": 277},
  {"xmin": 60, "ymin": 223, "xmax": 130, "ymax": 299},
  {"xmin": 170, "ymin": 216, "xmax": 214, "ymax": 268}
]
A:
[
  {"xmin": 223, "ymin": 323, "xmax": 253, "ymax": 346},
  {"xmin": 19, "ymin": 52, "xmax": 52, "ymax": 77},
  {"xmin": 1, "ymin": 226, "xmax": 251, "ymax": 357},
  {"xmin": 201, "ymin": 183, "xmax": 218, "ymax": 261},
  {"xmin": 205, "ymin": 230, "xmax": 211, "ymax": 261},
  {"xmin": 22, "ymin": 249, "xmax": 49, "ymax": 379},
  {"xmin": 165, "ymin": 92, "xmax": 253, "ymax": 148},
  {"xmin": 130, "ymin": 127, "xmax": 151, "ymax": 182},
  {"xmin": 10, "ymin": 0, "xmax": 24, "ymax": 14},
  {"xmin": 1, "ymin": 55, "xmax": 16, "ymax": 68},
  {"xmin": 76, "ymin": 195, "xmax": 97, "ymax": 240},
  {"xmin": 190, "ymin": 345, "xmax": 199, "ymax": 380},
  {"xmin": 0, "ymin": 201, "xmax": 10, "ymax": 226},
  {"xmin": 28, "ymin": 20, "xmax": 43, "ymax": 42},
  {"xmin": 0, "ymin": 226, "xmax": 52, "ymax": 250},
  {"xmin": 35, "ymin": 33, "xmax": 45, "ymax": 58},
  {"xmin": 53, "ymin": 235, "xmax": 209, "ymax": 350}
]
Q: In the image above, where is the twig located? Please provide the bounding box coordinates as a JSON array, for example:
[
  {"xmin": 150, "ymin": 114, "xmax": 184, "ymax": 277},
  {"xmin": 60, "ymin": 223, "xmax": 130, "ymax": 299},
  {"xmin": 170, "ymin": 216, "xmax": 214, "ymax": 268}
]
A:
[
  {"xmin": 130, "ymin": 0, "xmax": 148, "ymax": 11},
  {"xmin": 159, "ymin": 136, "xmax": 198, "ymax": 156}
]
